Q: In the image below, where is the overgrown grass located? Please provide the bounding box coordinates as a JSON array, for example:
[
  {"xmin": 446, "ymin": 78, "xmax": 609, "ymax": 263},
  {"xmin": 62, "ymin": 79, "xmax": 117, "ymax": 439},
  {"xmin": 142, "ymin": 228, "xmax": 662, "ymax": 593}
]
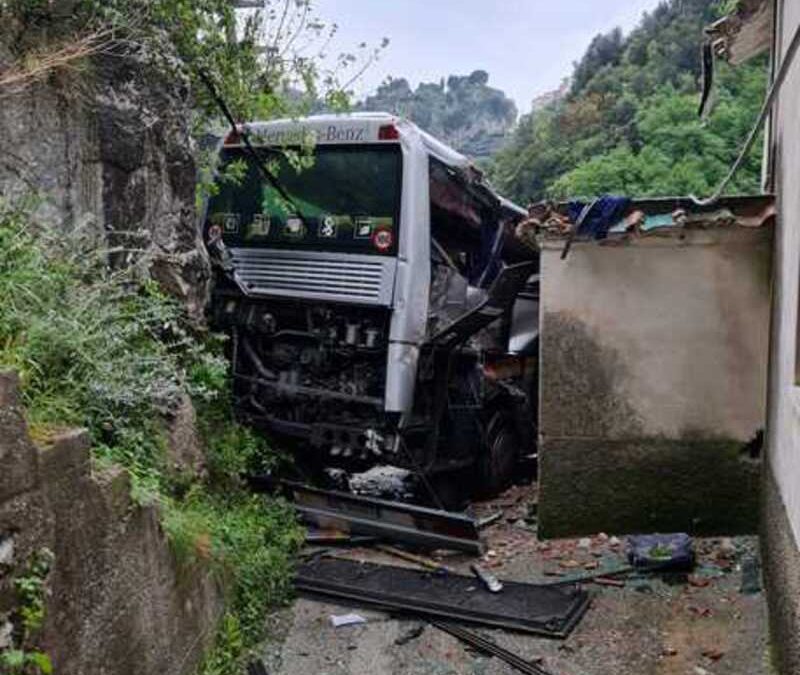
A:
[
  {"xmin": 0, "ymin": 200, "xmax": 218, "ymax": 495},
  {"xmin": 0, "ymin": 548, "xmax": 54, "ymax": 675},
  {"xmin": 163, "ymin": 490, "xmax": 303, "ymax": 658},
  {"xmin": 0, "ymin": 201, "xmax": 302, "ymax": 672}
]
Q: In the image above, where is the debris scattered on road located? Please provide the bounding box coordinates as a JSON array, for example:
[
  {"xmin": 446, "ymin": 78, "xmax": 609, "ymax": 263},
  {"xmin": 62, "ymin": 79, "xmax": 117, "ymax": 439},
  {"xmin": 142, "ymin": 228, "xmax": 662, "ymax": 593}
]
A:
[
  {"xmin": 592, "ymin": 576, "xmax": 626, "ymax": 588},
  {"xmin": 268, "ymin": 479, "xmax": 484, "ymax": 554},
  {"xmin": 348, "ymin": 465, "xmax": 416, "ymax": 500},
  {"xmin": 627, "ymin": 533, "xmax": 695, "ymax": 571},
  {"xmin": 702, "ymin": 648, "xmax": 725, "ymax": 661},
  {"xmin": 432, "ymin": 620, "xmax": 555, "ymax": 675},
  {"xmin": 295, "ymin": 557, "xmax": 590, "ymax": 637},
  {"xmin": 476, "ymin": 511, "xmax": 503, "ymax": 528},
  {"xmin": 717, "ymin": 537, "xmax": 737, "ymax": 559},
  {"xmin": 740, "ymin": 554, "xmax": 762, "ymax": 594},
  {"xmin": 470, "ymin": 564, "xmax": 503, "ymax": 593},
  {"xmin": 376, "ymin": 544, "xmax": 451, "ymax": 573},
  {"xmin": 330, "ymin": 613, "xmax": 367, "ymax": 628},
  {"xmin": 394, "ymin": 622, "xmax": 425, "ymax": 646},
  {"xmin": 689, "ymin": 574, "xmax": 712, "ymax": 588},
  {"xmin": 304, "ymin": 529, "xmax": 377, "ymax": 546},
  {"xmin": 276, "ymin": 478, "xmax": 767, "ymax": 675}
]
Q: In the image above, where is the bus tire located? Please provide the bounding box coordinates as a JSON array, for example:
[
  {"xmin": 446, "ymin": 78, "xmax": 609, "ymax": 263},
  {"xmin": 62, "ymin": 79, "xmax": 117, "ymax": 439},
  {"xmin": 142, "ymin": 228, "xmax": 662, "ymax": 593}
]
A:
[{"xmin": 474, "ymin": 411, "xmax": 519, "ymax": 498}]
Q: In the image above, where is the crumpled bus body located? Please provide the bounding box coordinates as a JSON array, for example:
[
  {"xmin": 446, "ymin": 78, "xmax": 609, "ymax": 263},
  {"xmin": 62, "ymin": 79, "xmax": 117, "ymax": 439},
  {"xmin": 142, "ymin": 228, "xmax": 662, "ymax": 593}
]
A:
[{"xmin": 204, "ymin": 113, "xmax": 538, "ymax": 493}]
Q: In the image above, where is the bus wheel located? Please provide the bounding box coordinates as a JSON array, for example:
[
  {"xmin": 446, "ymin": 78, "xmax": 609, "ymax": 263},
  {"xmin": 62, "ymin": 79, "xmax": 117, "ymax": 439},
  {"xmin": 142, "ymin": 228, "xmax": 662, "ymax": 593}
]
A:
[{"xmin": 474, "ymin": 412, "xmax": 519, "ymax": 498}]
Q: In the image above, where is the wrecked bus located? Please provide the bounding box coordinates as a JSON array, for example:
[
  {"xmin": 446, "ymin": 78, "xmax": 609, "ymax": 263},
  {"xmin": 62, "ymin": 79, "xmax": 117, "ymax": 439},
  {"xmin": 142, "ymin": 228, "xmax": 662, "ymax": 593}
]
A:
[{"xmin": 203, "ymin": 113, "xmax": 538, "ymax": 501}]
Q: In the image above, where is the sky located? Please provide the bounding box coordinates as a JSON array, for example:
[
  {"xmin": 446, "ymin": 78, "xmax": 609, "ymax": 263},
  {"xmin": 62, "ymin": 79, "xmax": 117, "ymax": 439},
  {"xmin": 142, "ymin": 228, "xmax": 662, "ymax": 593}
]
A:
[{"xmin": 312, "ymin": 0, "xmax": 664, "ymax": 114}]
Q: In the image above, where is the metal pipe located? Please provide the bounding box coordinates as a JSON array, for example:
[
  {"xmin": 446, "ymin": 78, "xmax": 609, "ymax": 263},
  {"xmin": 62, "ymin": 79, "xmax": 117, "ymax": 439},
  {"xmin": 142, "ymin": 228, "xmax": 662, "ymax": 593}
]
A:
[
  {"xmin": 431, "ymin": 621, "xmax": 556, "ymax": 675},
  {"xmin": 241, "ymin": 336, "xmax": 276, "ymax": 380}
]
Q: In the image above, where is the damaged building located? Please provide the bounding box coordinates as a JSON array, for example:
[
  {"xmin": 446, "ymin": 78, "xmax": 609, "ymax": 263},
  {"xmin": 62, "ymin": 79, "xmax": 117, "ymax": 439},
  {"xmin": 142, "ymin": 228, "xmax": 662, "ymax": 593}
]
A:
[
  {"xmin": 535, "ymin": 196, "xmax": 773, "ymax": 538},
  {"xmin": 530, "ymin": 1, "xmax": 800, "ymax": 672}
]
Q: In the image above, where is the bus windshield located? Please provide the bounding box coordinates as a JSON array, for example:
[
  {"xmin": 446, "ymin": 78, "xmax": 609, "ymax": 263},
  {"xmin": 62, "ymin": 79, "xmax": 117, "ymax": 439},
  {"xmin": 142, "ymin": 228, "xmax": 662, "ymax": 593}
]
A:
[{"xmin": 207, "ymin": 144, "xmax": 402, "ymax": 256}]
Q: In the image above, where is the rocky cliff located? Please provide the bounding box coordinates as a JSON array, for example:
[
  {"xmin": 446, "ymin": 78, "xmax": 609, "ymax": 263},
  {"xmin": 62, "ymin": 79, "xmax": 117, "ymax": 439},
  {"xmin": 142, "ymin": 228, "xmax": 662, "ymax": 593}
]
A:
[
  {"xmin": 0, "ymin": 42, "xmax": 210, "ymax": 322},
  {"xmin": 359, "ymin": 70, "xmax": 517, "ymax": 160}
]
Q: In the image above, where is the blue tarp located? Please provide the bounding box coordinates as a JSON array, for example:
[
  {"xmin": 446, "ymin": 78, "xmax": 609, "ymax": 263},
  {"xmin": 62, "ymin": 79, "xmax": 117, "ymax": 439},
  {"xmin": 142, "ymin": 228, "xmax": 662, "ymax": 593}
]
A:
[{"xmin": 567, "ymin": 195, "xmax": 631, "ymax": 240}]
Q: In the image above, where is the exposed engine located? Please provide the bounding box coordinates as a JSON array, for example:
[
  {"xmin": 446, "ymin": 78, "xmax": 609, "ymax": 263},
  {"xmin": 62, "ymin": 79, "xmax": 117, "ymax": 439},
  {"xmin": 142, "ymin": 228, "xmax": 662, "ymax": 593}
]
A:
[{"xmin": 214, "ymin": 296, "xmax": 396, "ymax": 465}]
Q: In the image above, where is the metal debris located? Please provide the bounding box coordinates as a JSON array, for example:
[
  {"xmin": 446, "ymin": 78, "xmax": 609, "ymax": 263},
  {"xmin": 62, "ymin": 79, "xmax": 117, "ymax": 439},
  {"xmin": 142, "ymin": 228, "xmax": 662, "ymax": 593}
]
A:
[
  {"xmin": 394, "ymin": 622, "xmax": 425, "ymax": 646},
  {"xmin": 431, "ymin": 621, "xmax": 555, "ymax": 675},
  {"xmin": 294, "ymin": 557, "xmax": 590, "ymax": 638},
  {"xmin": 284, "ymin": 480, "xmax": 484, "ymax": 554},
  {"xmin": 470, "ymin": 564, "xmax": 503, "ymax": 593}
]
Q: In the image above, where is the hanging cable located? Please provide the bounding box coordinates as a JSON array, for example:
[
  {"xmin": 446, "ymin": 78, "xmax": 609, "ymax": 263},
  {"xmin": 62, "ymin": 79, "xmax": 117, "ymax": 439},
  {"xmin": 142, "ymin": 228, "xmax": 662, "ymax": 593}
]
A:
[
  {"xmin": 196, "ymin": 67, "xmax": 309, "ymax": 228},
  {"xmin": 691, "ymin": 20, "xmax": 800, "ymax": 206}
]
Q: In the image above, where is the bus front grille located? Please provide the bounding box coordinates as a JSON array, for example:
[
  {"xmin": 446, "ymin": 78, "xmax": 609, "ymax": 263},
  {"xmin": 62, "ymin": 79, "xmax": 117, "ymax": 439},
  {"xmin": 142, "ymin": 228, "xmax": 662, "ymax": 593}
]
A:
[{"xmin": 229, "ymin": 248, "xmax": 397, "ymax": 306}]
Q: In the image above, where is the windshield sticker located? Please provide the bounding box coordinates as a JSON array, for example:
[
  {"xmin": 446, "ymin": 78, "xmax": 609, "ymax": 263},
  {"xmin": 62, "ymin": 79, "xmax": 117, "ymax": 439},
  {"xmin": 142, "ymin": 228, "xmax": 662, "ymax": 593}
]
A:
[
  {"xmin": 249, "ymin": 213, "xmax": 270, "ymax": 238},
  {"xmin": 282, "ymin": 217, "xmax": 306, "ymax": 239},
  {"xmin": 214, "ymin": 212, "xmax": 241, "ymax": 235},
  {"xmin": 371, "ymin": 226, "xmax": 394, "ymax": 252},
  {"xmin": 354, "ymin": 217, "xmax": 374, "ymax": 239},
  {"xmin": 318, "ymin": 215, "xmax": 337, "ymax": 238}
]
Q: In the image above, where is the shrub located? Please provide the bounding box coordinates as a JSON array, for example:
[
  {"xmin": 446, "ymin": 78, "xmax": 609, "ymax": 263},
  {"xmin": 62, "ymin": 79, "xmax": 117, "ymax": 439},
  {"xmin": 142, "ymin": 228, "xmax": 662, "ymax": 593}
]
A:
[{"xmin": 0, "ymin": 201, "xmax": 301, "ymax": 672}]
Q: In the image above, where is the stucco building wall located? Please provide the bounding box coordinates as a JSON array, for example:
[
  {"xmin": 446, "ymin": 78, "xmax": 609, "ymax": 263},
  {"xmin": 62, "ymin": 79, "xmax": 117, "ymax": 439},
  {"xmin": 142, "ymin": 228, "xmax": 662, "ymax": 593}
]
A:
[
  {"xmin": 766, "ymin": 0, "xmax": 800, "ymax": 549},
  {"xmin": 538, "ymin": 227, "xmax": 771, "ymax": 537},
  {"xmin": 763, "ymin": 1, "xmax": 800, "ymax": 673}
]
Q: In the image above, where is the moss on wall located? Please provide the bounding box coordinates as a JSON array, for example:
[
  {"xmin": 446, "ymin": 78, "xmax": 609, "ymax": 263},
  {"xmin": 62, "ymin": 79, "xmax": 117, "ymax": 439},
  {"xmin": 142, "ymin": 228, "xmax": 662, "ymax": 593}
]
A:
[{"xmin": 538, "ymin": 435, "xmax": 761, "ymax": 538}]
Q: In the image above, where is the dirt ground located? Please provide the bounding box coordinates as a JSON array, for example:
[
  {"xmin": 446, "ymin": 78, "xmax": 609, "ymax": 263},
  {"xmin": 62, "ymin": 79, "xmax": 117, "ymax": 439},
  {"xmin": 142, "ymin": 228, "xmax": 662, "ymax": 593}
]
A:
[{"xmin": 259, "ymin": 483, "xmax": 773, "ymax": 675}]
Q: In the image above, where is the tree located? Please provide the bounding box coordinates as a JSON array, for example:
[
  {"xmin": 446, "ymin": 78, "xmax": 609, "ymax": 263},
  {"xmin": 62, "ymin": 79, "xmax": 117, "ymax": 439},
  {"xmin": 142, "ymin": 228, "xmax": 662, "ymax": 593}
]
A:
[
  {"xmin": 0, "ymin": 0, "xmax": 385, "ymax": 129},
  {"xmin": 488, "ymin": 0, "xmax": 767, "ymax": 202}
]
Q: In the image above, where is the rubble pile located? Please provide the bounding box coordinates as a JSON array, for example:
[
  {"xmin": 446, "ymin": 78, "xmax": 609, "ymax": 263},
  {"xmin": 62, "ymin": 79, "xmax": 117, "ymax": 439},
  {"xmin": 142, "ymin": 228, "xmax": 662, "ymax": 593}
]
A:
[
  {"xmin": 513, "ymin": 195, "xmax": 776, "ymax": 250},
  {"xmin": 274, "ymin": 479, "xmax": 767, "ymax": 675}
]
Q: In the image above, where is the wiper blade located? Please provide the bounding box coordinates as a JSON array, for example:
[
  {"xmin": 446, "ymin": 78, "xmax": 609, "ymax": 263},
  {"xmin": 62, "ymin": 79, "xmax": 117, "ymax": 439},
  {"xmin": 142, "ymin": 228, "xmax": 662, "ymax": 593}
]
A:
[{"xmin": 198, "ymin": 68, "xmax": 310, "ymax": 229}]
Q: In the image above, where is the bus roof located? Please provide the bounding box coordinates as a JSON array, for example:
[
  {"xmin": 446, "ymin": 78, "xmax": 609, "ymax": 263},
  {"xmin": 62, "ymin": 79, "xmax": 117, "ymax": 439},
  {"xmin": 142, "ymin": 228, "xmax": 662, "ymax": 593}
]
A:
[{"xmin": 239, "ymin": 112, "xmax": 467, "ymax": 166}]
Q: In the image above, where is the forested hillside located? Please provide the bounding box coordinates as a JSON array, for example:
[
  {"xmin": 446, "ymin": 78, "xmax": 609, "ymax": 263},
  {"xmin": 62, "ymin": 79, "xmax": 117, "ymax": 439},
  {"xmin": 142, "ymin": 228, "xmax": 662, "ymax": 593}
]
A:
[
  {"xmin": 489, "ymin": 0, "xmax": 768, "ymax": 203},
  {"xmin": 359, "ymin": 70, "xmax": 517, "ymax": 159}
]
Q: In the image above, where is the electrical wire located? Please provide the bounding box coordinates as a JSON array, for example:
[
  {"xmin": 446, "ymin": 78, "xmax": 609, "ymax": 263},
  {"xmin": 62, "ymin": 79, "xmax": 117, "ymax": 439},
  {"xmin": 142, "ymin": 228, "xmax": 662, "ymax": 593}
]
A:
[
  {"xmin": 196, "ymin": 67, "xmax": 310, "ymax": 227},
  {"xmin": 691, "ymin": 20, "xmax": 800, "ymax": 206}
]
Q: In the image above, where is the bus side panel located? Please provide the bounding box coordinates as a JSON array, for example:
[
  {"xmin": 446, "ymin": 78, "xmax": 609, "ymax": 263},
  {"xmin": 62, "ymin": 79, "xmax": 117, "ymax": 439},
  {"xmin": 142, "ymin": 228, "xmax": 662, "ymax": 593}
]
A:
[{"xmin": 385, "ymin": 132, "xmax": 431, "ymax": 413}]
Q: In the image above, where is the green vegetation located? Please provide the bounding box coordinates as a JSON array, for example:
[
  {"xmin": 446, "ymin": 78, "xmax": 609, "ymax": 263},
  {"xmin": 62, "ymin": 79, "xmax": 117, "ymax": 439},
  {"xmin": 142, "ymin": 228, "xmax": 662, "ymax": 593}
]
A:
[
  {"xmin": 0, "ymin": 0, "xmax": 378, "ymax": 127},
  {"xmin": 0, "ymin": 549, "xmax": 54, "ymax": 675},
  {"xmin": 0, "ymin": 203, "xmax": 302, "ymax": 671},
  {"xmin": 489, "ymin": 0, "xmax": 768, "ymax": 202},
  {"xmin": 164, "ymin": 492, "xmax": 303, "ymax": 675},
  {"xmin": 0, "ymin": 200, "xmax": 219, "ymax": 495},
  {"xmin": 359, "ymin": 70, "xmax": 517, "ymax": 159},
  {"xmin": 0, "ymin": 2, "xmax": 383, "ymax": 669}
]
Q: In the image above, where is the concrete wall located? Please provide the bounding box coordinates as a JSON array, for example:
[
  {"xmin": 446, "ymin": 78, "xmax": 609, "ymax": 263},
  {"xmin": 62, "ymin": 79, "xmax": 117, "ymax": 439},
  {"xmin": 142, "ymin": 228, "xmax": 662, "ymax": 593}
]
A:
[
  {"xmin": 0, "ymin": 372, "xmax": 224, "ymax": 674},
  {"xmin": 538, "ymin": 227, "xmax": 771, "ymax": 537},
  {"xmin": 763, "ymin": 1, "xmax": 800, "ymax": 672}
]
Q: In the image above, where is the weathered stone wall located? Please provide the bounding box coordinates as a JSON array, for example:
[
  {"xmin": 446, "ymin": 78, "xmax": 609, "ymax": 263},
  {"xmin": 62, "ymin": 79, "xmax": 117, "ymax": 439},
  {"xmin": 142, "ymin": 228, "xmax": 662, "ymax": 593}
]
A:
[
  {"xmin": 0, "ymin": 371, "xmax": 224, "ymax": 674},
  {"xmin": 538, "ymin": 226, "xmax": 772, "ymax": 537},
  {"xmin": 0, "ymin": 44, "xmax": 211, "ymax": 322}
]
